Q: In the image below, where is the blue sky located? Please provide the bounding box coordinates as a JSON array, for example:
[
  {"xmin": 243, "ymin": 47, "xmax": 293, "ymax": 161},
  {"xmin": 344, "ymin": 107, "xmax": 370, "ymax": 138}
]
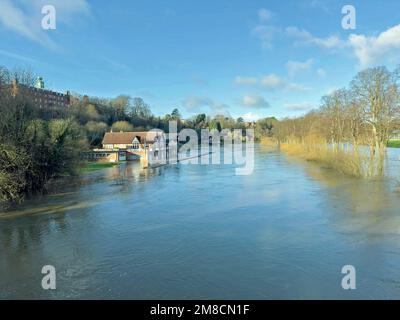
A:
[{"xmin": 1, "ymin": 0, "xmax": 400, "ymax": 120}]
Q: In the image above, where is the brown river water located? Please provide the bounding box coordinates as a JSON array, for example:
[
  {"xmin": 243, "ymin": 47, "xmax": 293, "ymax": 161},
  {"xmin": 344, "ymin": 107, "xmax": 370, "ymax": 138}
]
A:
[{"xmin": 1, "ymin": 145, "xmax": 400, "ymax": 299}]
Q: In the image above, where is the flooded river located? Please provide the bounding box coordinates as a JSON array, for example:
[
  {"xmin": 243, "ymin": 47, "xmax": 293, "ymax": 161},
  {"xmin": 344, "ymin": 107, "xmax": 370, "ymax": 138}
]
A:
[{"xmin": 1, "ymin": 145, "xmax": 400, "ymax": 299}]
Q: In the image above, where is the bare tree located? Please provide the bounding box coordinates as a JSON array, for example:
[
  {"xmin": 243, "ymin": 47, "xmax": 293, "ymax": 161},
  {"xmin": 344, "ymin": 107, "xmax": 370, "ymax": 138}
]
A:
[{"xmin": 351, "ymin": 67, "xmax": 400, "ymax": 154}]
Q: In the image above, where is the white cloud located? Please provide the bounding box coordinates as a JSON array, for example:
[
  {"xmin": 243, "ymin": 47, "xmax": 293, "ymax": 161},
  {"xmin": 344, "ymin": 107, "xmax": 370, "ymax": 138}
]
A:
[
  {"xmin": 241, "ymin": 112, "xmax": 263, "ymax": 122},
  {"xmin": 258, "ymin": 8, "xmax": 273, "ymax": 23},
  {"xmin": 0, "ymin": 0, "xmax": 42, "ymax": 43},
  {"xmin": 317, "ymin": 68, "xmax": 327, "ymax": 77},
  {"xmin": 234, "ymin": 76, "xmax": 258, "ymax": 85},
  {"xmin": 284, "ymin": 23, "xmax": 400, "ymax": 68},
  {"xmin": 261, "ymin": 74, "xmax": 311, "ymax": 92},
  {"xmin": 240, "ymin": 94, "xmax": 270, "ymax": 109},
  {"xmin": 284, "ymin": 102, "xmax": 314, "ymax": 111},
  {"xmin": 284, "ymin": 24, "xmax": 400, "ymax": 67},
  {"xmin": 235, "ymin": 74, "xmax": 311, "ymax": 92},
  {"xmin": 0, "ymin": 0, "xmax": 90, "ymax": 48},
  {"xmin": 286, "ymin": 26, "xmax": 343, "ymax": 49},
  {"xmin": 250, "ymin": 9, "xmax": 400, "ymax": 70},
  {"xmin": 182, "ymin": 96, "xmax": 230, "ymax": 116},
  {"xmin": 260, "ymin": 74, "xmax": 285, "ymax": 88},
  {"xmin": 326, "ymin": 87, "xmax": 340, "ymax": 95},
  {"xmin": 285, "ymin": 82, "xmax": 311, "ymax": 92},
  {"xmin": 251, "ymin": 25, "xmax": 280, "ymax": 49},
  {"xmin": 348, "ymin": 24, "xmax": 400, "ymax": 67},
  {"xmin": 250, "ymin": 8, "xmax": 280, "ymax": 49},
  {"xmin": 182, "ymin": 96, "xmax": 213, "ymax": 110},
  {"xmin": 211, "ymin": 102, "xmax": 230, "ymax": 116},
  {"xmin": 286, "ymin": 58, "xmax": 314, "ymax": 77}
]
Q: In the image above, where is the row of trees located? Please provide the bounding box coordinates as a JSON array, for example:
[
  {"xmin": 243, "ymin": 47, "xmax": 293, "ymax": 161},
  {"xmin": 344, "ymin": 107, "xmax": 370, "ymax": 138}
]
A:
[
  {"xmin": 273, "ymin": 66, "xmax": 400, "ymax": 176},
  {"xmin": 70, "ymin": 93, "xmax": 272, "ymax": 147},
  {"xmin": 275, "ymin": 66, "xmax": 400, "ymax": 151}
]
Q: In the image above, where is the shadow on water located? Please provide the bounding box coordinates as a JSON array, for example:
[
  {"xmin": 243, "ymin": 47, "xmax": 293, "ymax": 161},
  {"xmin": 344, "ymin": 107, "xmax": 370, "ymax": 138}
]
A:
[
  {"xmin": 0, "ymin": 161, "xmax": 164, "ymax": 218},
  {"xmin": 0, "ymin": 160, "xmax": 169, "ymax": 299},
  {"xmin": 283, "ymin": 148, "xmax": 400, "ymax": 238}
]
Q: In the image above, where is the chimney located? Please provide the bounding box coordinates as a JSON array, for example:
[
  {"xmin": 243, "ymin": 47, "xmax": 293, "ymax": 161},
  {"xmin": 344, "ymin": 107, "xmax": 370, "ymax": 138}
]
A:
[{"xmin": 65, "ymin": 91, "xmax": 71, "ymax": 105}]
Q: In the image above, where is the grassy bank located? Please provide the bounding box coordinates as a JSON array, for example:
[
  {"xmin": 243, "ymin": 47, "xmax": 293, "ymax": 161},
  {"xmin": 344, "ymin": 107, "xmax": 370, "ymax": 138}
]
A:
[
  {"xmin": 387, "ymin": 140, "xmax": 400, "ymax": 148},
  {"xmin": 80, "ymin": 162, "xmax": 120, "ymax": 173},
  {"xmin": 279, "ymin": 141, "xmax": 374, "ymax": 178},
  {"xmin": 259, "ymin": 137, "xmax": 277, "ymax": 146}
]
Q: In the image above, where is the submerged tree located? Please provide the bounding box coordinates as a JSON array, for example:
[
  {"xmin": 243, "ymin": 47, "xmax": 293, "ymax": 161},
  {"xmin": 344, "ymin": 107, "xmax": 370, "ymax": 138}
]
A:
[{"xmin": 272, "ymin": 66, "xmax": 400, "ymax": 178}]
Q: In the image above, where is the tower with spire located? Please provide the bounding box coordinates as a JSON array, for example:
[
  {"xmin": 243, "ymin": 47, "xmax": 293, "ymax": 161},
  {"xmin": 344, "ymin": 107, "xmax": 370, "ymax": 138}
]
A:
[{"xmin": 35, "ymin": 77, "xmax": 45, "ymax": 89}]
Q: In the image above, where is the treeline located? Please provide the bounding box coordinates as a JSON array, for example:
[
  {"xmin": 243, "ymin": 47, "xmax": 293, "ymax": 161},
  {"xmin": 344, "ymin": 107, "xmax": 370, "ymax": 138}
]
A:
[
  {"xmin": 0, "ymin": 66, "xmax": 275, "ymax": 204},
  {"xmin": 69, "ymin": 92, "xmax": 277, "ymax": 146},
  {"xmin": 0, "ymin": 67, "xmax": 87, "ymax": 204},
  {"xmin": 273, "ymin": 66, "xmax": 400, "ymax": 177}
]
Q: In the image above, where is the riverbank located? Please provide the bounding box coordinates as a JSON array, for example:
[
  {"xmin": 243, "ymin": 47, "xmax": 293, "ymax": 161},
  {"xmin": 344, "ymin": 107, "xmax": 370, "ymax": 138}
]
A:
[
  {"xmin": 80, "ymin": 162, "xmax": 120, "ymax": 173},
  {"xmin": 388, "ymin": 140, "xmax": 400, "ymax": 148},
  {"xmin": 279, "ymin": 141, "xmax": 379, "ymax": 178}
]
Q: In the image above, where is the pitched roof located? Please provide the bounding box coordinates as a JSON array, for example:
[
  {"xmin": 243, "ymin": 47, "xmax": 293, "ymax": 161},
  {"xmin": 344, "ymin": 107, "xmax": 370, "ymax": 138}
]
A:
[{"xmin": 102, "ymin": 131, "xmax": 163, "ymax": 145}]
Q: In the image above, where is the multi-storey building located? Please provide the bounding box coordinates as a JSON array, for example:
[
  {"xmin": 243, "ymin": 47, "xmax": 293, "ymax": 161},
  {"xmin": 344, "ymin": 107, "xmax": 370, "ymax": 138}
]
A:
[{"xmin": 11, "ymin": 77, "xmax": 71, "ymax": 109}]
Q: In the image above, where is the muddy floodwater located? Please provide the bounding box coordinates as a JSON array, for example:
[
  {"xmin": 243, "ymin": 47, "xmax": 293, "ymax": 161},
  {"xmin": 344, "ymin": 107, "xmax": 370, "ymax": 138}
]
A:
[{"xmin": 1, "ymin": 145, "xmax": 400, "ymax": 299}]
